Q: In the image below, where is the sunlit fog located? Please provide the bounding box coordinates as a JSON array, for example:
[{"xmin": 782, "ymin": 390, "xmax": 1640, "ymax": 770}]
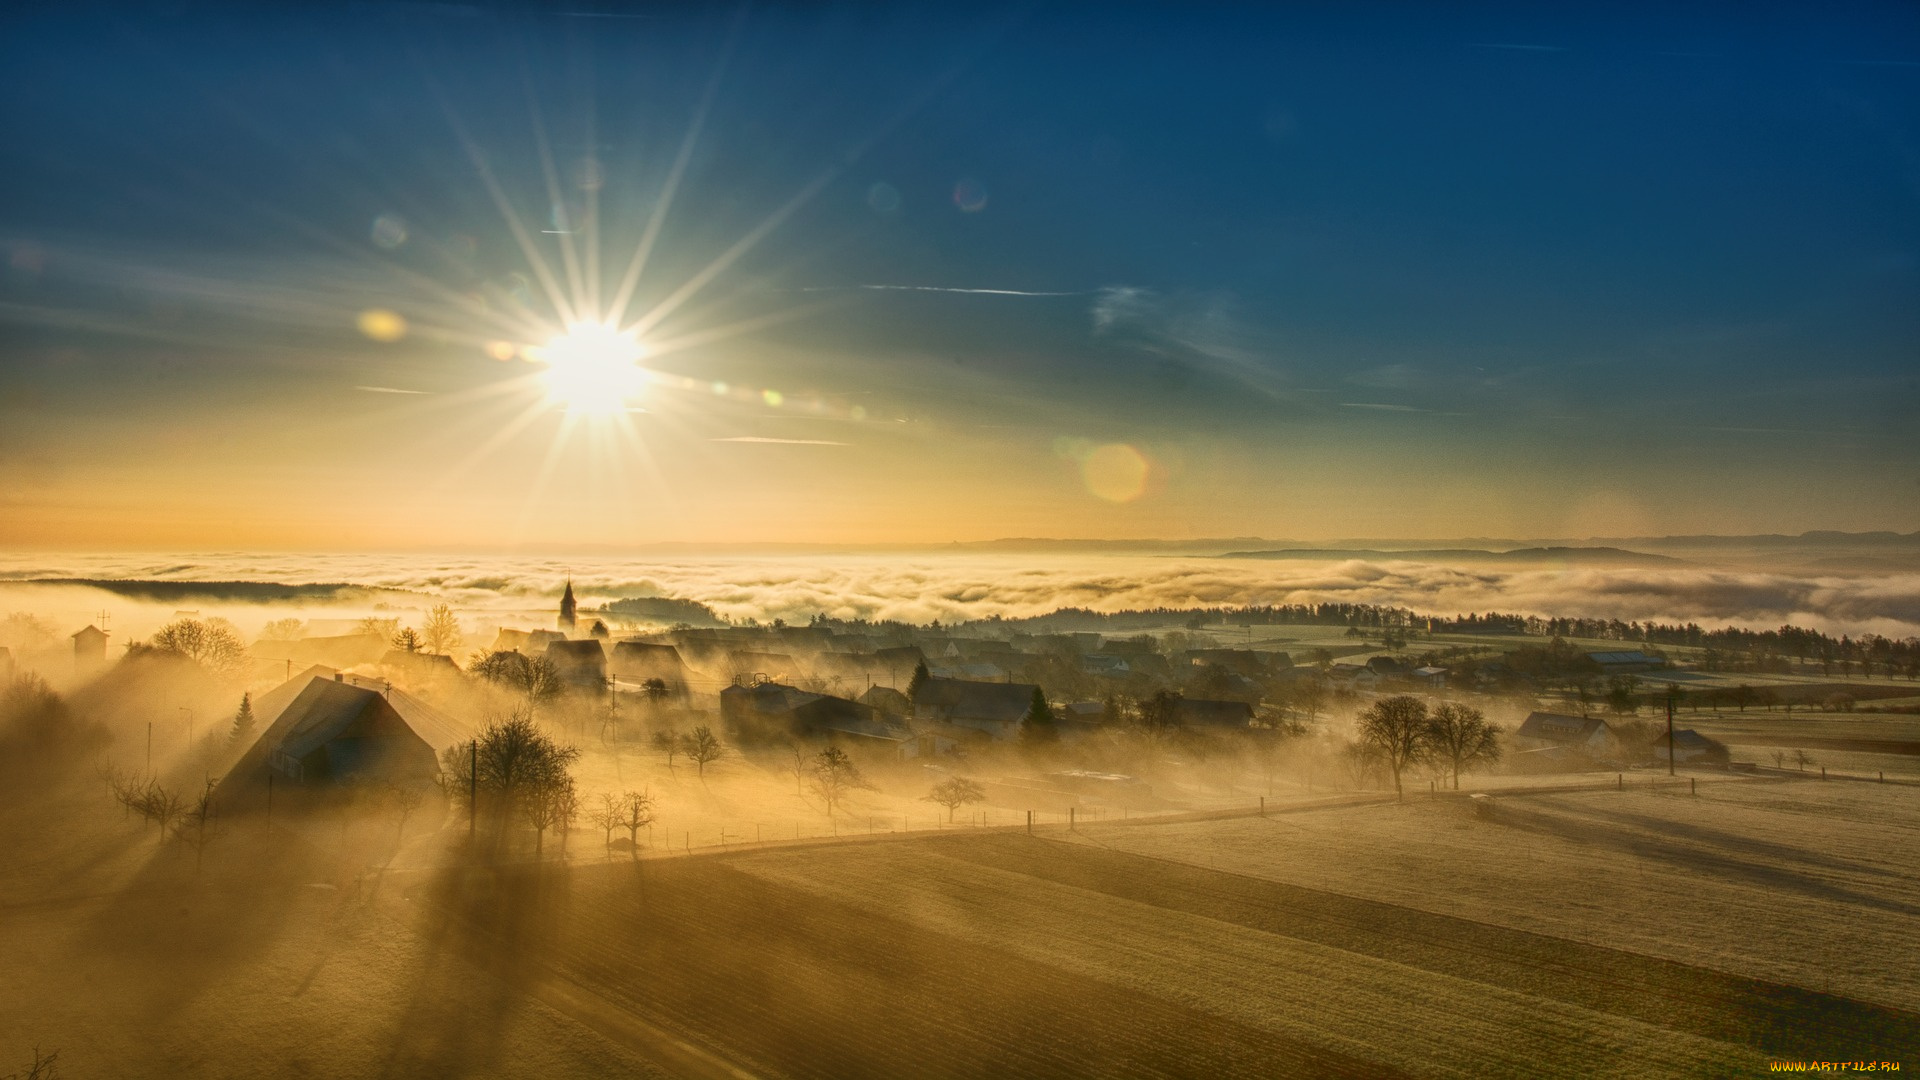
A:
[{"xmin": 2, "ymin": 2, "xmax": 1917, "ymax": 1078}]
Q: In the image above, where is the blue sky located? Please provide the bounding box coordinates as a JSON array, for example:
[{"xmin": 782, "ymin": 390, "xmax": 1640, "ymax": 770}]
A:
[{"xmin": 1, "ymin": 2, "xmax": 1916, "ymax": 547}]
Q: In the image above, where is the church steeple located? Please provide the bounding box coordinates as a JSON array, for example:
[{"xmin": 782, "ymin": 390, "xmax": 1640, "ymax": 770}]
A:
[{"xmin": 559, "ymin": 578, "xmax": 577, "ymax": 632}]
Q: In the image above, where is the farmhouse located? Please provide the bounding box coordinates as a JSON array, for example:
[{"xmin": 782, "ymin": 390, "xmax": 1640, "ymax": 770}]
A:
[
  {"xmin": 1513, "ymin": 712, "xmax": 1619, "ymax": 760},
  {"xmin": 609, "ymin": 640, "xmax": 689, "ymax": 693},
  {"xmin": 1174, "ymin": 698, "xmax": 1256, "ymax": 730},
  {"xmin": 245, "ymin": 675, "xmax": 444, "ymax": 785},
  {"xmin": 546, "ymin": 639, "xmax": 607, "ymax": 690},
  {"xmin": 719, "ymin": 681, "xmax": 885, "ymax": 744},
  {"xmin": 858, "ymin": 684, "xmax": 910, "ymax": 718},
  {"xmin": 912, "ymin": 677, "xmax": 1038, "ymax": 740}
]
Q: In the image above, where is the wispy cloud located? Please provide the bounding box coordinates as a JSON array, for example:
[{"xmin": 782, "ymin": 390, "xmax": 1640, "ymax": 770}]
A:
[
  {"xmin": 711, "ymin": 436, "xmax": 849, "ymax": 446},
  {"xmin": 1340, "ymin": 402, "xmax": 1425, "ymax": 413},
  {"xmin": 355, "ymin": 385, "xmax": 430, "ymax": 395},
  {"xmin": 805, "ymin": 284, "xmax": 1087, "ymax": 297}
]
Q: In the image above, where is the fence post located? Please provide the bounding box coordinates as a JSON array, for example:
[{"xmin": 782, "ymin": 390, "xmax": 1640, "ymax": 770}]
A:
[
  {"xmin": 1027, "ymin": 810, "xmax": 1033, "ymax": 834},
  {"xmin": 1821, "ymin": 766, "xmax": 1826, "ymax": 780},
  {"xmin": 1260, "ymin": 796, "xmax": 1265, "ymax": 817},
  {"xmin": 1069, "ymin": 807, "xmax": 1075, "ymax": 830},
  {"xmin": 1617, "ymin": 773, "xmax": 1623, "ymax": 790},
  {"xmin": 1690, "ymin": 778, "xmax": 1696, "ymax": 797}
]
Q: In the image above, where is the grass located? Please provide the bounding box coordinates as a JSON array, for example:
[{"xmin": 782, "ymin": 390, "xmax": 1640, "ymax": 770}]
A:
[{"xmin": 3, "ymin": 773, "xmax": 1915, "ymax": 1077}]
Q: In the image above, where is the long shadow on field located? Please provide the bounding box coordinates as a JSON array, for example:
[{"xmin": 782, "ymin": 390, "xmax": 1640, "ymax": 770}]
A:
[
  {"xmin": 76, "ymin": 822, "xmax": 328, "ymax": 1025},
  {"xmin": 1492, "ymin": 802, "xmax": 1920, "ymax": 917},
  {"xmin": 376, "ymin": 844, "xmax": 570, "ymax": 1079},
  {"xmin": 928, "ymin": 833, "xmax": 1920, "ymax": 1066},
  {"xmin": 445, "ymin": 852, "xmax": 1407, "ymax": 1080}
]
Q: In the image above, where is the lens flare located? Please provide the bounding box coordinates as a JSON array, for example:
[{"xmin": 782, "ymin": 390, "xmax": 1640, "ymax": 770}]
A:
[
  {"xmin": 1083, "ymin": 443, "xmax": 1150, "ymax": 502},
  {"xmin": 538, "ymin": 322, "xmax": 647, "ymax": 414}
]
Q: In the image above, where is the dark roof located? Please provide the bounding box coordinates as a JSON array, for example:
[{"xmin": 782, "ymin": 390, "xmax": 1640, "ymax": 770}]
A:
[
  {"xmin": 859, "ymin": 685, "xmax": 910, "ymax": 713},
  {"xmin": 71, "ymin": 625, "xmax": 108, "ymax": 641},
  {"xmin": 1653, "ymin": 728, "xmax": 1716, "ymax": 749},
  {"xmin": 914, "ymin": 678, "xmax": 1036, "ymax": 724},
  {"xmin": 1516, "ymin": 712, "xmax": 1614, "ymax": 744},
  {"xmin": 271, "ymin": 681, "xmax": 397, "ymax": 761},
  {"xmin": 547, "ymin": 639, "xmax": 606, "ymax": 659},
  {"xmin": 1174, "ymin": 698, "xmax": 1255, "ymax": 728},
  {"xmin": 1588, "ymin": 651, "xmax": 1664, "ymax": 666}
]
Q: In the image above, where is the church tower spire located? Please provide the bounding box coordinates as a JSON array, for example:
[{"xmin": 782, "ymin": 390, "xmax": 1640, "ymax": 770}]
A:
[{"xmin": 559, "ymin": 577, "xmax": 577, "ymax": 633}]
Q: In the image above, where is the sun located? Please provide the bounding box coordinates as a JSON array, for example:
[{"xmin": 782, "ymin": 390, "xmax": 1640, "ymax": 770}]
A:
[{"xmin": 534, "ymin": 323, "xmax": 648, "ymax": 414}]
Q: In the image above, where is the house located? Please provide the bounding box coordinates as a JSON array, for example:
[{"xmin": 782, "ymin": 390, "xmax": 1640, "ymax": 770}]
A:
[
  {"xmin": 71, "ymin": 625, "xmax": 109, "ymax": 672},
  {"xmin": 1174, "ymin": 698, "xmax": 1255, "ymax": 730},
  {"xmin": 236, "ymin": 675, "xmax": 444, "ymax": 786},
  {"xmin": 1182, "ymin": 649, "xmax": 1271, "ymax": 676},
  {"xmin": 379, "ymin": 650, "xmax": 461, "ymax": 679},
  {"xmin": 1588, "ymin": 650, "xmax": 1666, "ymax": 674},
  {"xmin": 1512, "ymin": 712, "xmax": 1618, "ymax": 760},
  {"xmin": 1412, "ymin": 666, "xmax": 1449, "ymax": 688},
  {"xmin": 545, "ymin": 639, "xmax": 607, "ymax": 690},
  {"xmin": 249, "ymin": 632, "xmax": 387, "ymax": 670},
  {"xmin": 609, "ymin": 641, "xmax": 689, "ymax": 694},
  {"xmin": 719, "ymin": 682, "xmax": 885, "ymax": 744},
  {"xmin": 1328, "ymin": 662, "xmax": 1380, "ymax": 687},
  {"xmin": 858, "ymin": 684, "xmax": 910, "ymax": 718},
  {"xmin": 911, "ymin": 677, "xmax": 1038, "ymax": 740},
  {"xmin": 1652, "ymin": 728, "xmax": 1729, "ymax": 765}
]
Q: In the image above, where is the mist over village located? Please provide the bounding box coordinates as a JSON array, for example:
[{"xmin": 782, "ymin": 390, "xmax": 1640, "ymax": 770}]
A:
[{"xmin": 2, "ymin": 3, "xmax": 1918, "ymax": 1078}]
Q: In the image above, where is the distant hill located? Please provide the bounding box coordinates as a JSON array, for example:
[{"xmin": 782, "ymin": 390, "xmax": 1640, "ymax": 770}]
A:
[
  {"xmin": 9, "ymin": 578, "xmax": 390, "ymax": 602},
  {"xmin": 601, "ymin": 596, "xmax": 726, "ymax": 627},
  {"xmin": 1218, "ymin": 547, "xmax": 1683, "ymax": 566}
]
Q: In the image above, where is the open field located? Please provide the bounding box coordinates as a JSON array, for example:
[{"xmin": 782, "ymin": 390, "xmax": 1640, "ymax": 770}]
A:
[{"xmin": 5, "ymin": 771, "xmax": 1917, "ymax": 1078}]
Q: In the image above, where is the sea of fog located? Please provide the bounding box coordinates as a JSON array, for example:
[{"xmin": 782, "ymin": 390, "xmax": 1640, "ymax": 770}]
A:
[{"xmin": 1, "ymin": 550, "xmax": 1918, "ymax": 643}]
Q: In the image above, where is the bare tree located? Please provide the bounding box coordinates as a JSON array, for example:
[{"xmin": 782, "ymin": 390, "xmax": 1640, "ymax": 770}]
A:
[
  {"xmin": 172, "ymin": 780, "xmax": 219, "ymax": 870},
  {"xmin": 786, "ymin": 741, "xmax": 807, "ymax": 795},
  {"xmin": 1356, "ymin": 694, "xmax": 1431, "ymax": 799},
  {"xmin": 617, "ymin": 789, "xmax": 655, "ymax": 850},
  {"xmin": 923, "ymin": 777, "xmax": 986, "ymax": 822},
  {"xmin": 384, "ymin": 780, "xmax": 427, "ymax": 841},
  {"xmin": 1792, "ymin": 748, "xmax": 1815, "ymax": 772},
  {"xmin": 3, "ymin": 1045, "xmax": 59, "ymax": 1080},
  {"xmin": 1425, "ymin": 702, "xmax": 1501, "ymax": 790},
  {"xmin": 419, "ymin": 602, "xmax": 463, "ymax": 657},
  {"xmin": 150, "ymin": 618, "xmax": 248, "ymax": 679},
  {"xmin": 651, "ymin": 727, "xmax": 682, "ymax": 770},
  {"xmin": 438, "ymin": 710, "xmax": 580, "ymax": 838},
  {"xmin": 589, "ymin": 793, "xmax": 621, "ymax": 849},
  {"xmin": 683, "ymin": 724, "xmax": 723, "ymax": 778},
  {"xmin": 356, "ymin": 615, "xmax": 401, "ymax": 640},
  {"xmin": 1770, "ymin": 749, "xmax": 1787, "ymax": 770},
  {"xmin": 522, "ymin": 773, "xmax": 576, "ymax": 858},
  {"xmin": 470, "ymin": 652, "xmax": 564, "ymax": 714},
  {"xmin": 810, "ymin": 746, "xmax": 868, "ymax": 817}
]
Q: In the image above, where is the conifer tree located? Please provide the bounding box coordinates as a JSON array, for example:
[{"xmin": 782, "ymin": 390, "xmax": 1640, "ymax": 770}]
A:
[{"xmin": 228, "ymin": 693, "xmax": 255, "ymax": 746}]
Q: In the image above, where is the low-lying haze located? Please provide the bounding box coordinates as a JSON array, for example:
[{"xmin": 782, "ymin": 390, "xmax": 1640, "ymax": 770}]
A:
[{"xmin": 4, "ymin": 546, "xmax": 1918, "ymax": 641}]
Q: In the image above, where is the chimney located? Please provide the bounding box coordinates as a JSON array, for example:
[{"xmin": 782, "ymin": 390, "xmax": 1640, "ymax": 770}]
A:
[{"xmin": 334, "ymin": 673, "xmax": 343, "ymax": 681}]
